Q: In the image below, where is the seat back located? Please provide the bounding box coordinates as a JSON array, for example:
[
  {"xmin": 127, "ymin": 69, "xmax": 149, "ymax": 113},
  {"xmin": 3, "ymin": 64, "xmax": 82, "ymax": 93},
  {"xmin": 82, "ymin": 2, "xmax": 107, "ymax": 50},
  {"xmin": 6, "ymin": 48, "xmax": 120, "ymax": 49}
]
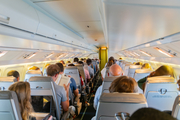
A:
[
  {"xmin": 75, "ymin": 64, "xmax": 86, "ymax": 82},
  {"xmin": 64, "ymin": 66, "xmax": 81, "ymax": 90},
  {"xmin": 134, "ymin": 69, "xmax": 152, "ymax": 82},
  {"xmin": 105, "ymin": 67, "xmax": 110, "ymax": 77},
  {"xmin": 144, "ymin": 76, "xmax": 179, "ymax": 111},
  {"xmin": 172, "ymin": 95, "xmax": 180, "ymax": 119},
  {"xmin": 128, "ymin": 65, "xmax": 142, "ymax": 78},
  {"xmin": 24, "ymin": 70, "xmax": 42, "ymax": 82},
  {"xmin": 29, "ymin": 76, "xmax": 61, "ymax": 120},
  {"xmin": 0, "ymin": 91, "xmax": 22, "ymax": 120},
  {"xmin": 96, "ymin": 93, "xmax": 147, "ymax": 120},
  {"xmin": 102, "ymin": 77, "xmax": 119, "ymax": 93},
  {"xmin": 124, "ymin": 63, "xmax": 132, "ymax": 76},
  {"xmin": 0, "ymin": 77, "xmax": 16, "ymax": 90}
]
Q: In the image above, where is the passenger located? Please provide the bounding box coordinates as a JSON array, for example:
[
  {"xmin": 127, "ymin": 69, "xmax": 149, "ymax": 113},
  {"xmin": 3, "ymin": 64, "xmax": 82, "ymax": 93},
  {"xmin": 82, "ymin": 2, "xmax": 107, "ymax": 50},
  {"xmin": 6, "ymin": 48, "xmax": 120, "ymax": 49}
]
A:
[
  {"xmin": 86, "ymin": 58, "xmax": 94, "ymax": 78},
  {"xmin": 7, "ymin": 70, "xmax": 20, "ymax": 82},
  {"xmin": 135, "ymin": 62, "xmax": 142, "ymax": 65},
  {"xmin": 78, "ymin": 61, "xmax": 91, "ymax": 83},
  {"xmin": 138, "ymin": 65, "xmax": 174, "ymax": 90},
  {"xmin": 29, "ymin": 66, "xmax": 40, "ymax": 70},
  {"xmin": 73, "ymin": 57, "xmax": 79, "ymax": 64},
  {"xmin": 129, "ymin": 108, "xmax": 176, "ymax": 120},
  {"xmin": 47, "ymin": 64, "xmax": 70, "ymax": 113},
  {"xmin": 60, "ymin": 60, "xmax": 65, "ymax": 65},
  {"xmin": 141, "ymin": 63, "xmax": 153, "ymax": 70},
  {"xmin": 105, "ymin": 56, "xmax": 115, "ymax": 67},
  {"xmin": 56, "ymin": 63, "xmax": 79, "ymax": 97},
  {"xmin": 93, "ymin": 64, "xmax": 123, "ymax": 110},
  {"xmin": 8, "ymin": 81, "xmax": 52, "ymax": 120}
]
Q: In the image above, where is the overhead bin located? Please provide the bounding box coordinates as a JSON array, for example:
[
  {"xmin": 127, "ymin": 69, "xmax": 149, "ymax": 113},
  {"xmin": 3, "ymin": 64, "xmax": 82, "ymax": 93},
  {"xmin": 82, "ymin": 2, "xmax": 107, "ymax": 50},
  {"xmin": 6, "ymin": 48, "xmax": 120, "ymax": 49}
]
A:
[{"xmin": 0, "ymin": 0, "xmax": 39, "ymax": 33}]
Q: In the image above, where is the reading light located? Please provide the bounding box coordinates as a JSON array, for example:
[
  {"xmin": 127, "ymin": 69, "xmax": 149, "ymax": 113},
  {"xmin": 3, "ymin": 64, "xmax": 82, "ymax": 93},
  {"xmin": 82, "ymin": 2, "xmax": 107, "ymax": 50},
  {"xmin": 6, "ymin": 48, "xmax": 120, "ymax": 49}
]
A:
[
  {"xmin": 154, "ymin": 47, "xmax": 174, "ymax": 57},
  {"xmin": 58, "ymin": 53, "xmax": 66, "ymax": 58},
  {"xmin": 0, "ymin": 51, "xmax": 8, "ymax": 57},
  {"xmin": 26, "ymin": 52, "xmax": 36, "ymax": 59},
  {"xmin": 46, "ymin": 53, "xmax": 54, "ymax": 58},
  {"xmin": 133, "ymin": 52, "xmax": 140, "ymax": 56},
  {"xmin": 140, "ymin": 50, "xmax": 152, "ymax": 57}
]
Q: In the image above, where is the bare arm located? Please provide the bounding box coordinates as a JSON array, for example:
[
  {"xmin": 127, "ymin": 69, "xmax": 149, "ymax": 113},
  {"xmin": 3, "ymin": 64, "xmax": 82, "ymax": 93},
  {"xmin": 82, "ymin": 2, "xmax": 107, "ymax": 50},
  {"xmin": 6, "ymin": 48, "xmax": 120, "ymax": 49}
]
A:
[
  {"xmin": 61, "ymin": 83, "xmax": 70, "ymax": 111},
  {"xmin": 74, "ymin": 89, "xmax": 79, "ymax": 97}
]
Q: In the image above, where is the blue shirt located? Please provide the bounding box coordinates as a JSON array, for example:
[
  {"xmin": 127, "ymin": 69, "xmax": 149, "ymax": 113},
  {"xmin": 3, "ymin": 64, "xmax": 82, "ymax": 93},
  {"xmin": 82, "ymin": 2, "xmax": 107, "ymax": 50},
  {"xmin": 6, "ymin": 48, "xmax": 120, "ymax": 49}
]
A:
[
  {"xmin": 94, "ymin": 86, "xmax": 102, "ymax": 110},
  {"xmin": 70, "ymin": 78, "xmax": 77, "ymax": 92}
]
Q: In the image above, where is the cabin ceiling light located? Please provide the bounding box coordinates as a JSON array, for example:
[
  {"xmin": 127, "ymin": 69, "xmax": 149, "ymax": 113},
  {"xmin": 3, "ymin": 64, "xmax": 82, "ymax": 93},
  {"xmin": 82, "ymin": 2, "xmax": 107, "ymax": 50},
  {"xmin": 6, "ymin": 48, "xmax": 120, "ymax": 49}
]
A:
[
  {"xmin": 0, "ymin": 51, "xmax": 8, "ymax": 57},
  {"xmin": 46, "ymin": 53, "xmax": 54, "ymax": 58},
  {"xmin": 139, "ymin": 50, "xmax": 152, "ymax": 57},
  {"xmin": 26, "ymin": 52, "xmax": 37, "ymax": 59},
  {"xmin": 58, "ymin": 53, "xmax": 66, "ymax": 58},
  {"xmin": 133, "ymin": 52, "xmax": 140, "ymax": 56},
  {"xmin": 154, "ymin": 47, "xmax": 174, "ymax": 57}
]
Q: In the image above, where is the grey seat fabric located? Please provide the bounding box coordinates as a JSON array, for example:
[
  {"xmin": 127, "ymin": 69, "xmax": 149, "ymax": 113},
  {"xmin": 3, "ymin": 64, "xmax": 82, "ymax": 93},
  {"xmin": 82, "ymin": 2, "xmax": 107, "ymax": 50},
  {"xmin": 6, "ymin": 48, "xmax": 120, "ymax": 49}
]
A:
[
  {"xmin": 29, "ymin": 76, "xmax": 61, "ymax": 120},
  {"xmin": 0, "ymin": 91, "xmax": 22, "ymax": 120},
  {"xmin": 124, "ymin": 63, "xmax": 133, "ymax": 76},
  {"xmin": 95, "ymin": 93, "xmax": 147, "ymax": 120},
  {"xmin": 172, "ymin": 95, "xmax": 180, "ymax": 119},
  {"xmin": 75, "ymin": 64, "xmax": 86, "ymax": 83},
  {"xmin": 0, "ymin": 77, "xmax": 16, "ymax": 90},
  {"xmin": 133, "ymin": 69, "xmax": 152, "ymax": 82},
  {"xmin": 102, "ymin": 77, "xmax": 119, "ymax": 93},
  {"xmin": 64, "ymin": 66, "xmax": 81, "ymax": 90},
  {"xmin": 144, "ymin": 76, "xmax": 179, "ymax": 111},
  {"xmin": 24, "ymin": 70, "xmax": 42, "ymax": 82},
  {"xmin": 128, "ymin": 65, "xmax": 142, "ymax": 78}
]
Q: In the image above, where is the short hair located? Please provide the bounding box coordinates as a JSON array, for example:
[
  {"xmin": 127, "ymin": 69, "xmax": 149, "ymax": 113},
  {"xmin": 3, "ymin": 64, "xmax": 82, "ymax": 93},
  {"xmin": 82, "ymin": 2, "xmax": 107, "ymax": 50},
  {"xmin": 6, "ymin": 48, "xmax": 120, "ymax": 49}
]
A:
[
  {"xmin": 56, "ymin": 63, "xmax": 64, "ymax": 72},
  {"xmin": 68, "ymin": 64, "xmax": 75, "ymax": 66},
  {"xmin": 78, "ymin": 61, "xmax": 84, "ymax": 66},
  {"xmin": 29, "ymin": 66, "xmax": 40, "ymax": 70},
  {"xmin": 74, "ymin": 57, "xmax": 79, "ymax": 62},
  {"xmin": 47, "ymin": 64, "xmax": 60, "ymax": 76},
  {"xmin": 107, "ymin": 56, "xmax": 115, "ymax": 67},
  {"xmin": 109, "ymin": 76, "xmax": 138, "ymax": 93},
  {"xmin": 7, "ymin": 70, "xmax": 19, "ymax": 79},
  {"xmin": 129, "ymin": 108, "xmax": 176, "ymax": 120},
  {"xmin": 135, "ymin": 62, "xmax": 142, "ymax": 65},
  {"xmin": 86, "ymin": 59, "xmax": 92, "ymax": 65}
]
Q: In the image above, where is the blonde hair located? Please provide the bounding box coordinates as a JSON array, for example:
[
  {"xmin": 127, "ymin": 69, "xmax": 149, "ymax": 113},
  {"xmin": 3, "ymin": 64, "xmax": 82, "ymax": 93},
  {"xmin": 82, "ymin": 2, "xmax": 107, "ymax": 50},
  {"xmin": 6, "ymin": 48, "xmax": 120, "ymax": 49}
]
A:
[
  {"xmin": 29, "ymin": 66, "xmax": 40, "ymax": 70},
  {"xmin": 109, "ymin": 76, "xmax": 138, "ymax": 93},
  {"xmin": 141, "ymin": 63, "xmax": 152, "ymax": 70},
  {"xmin": 8, "ymin": 82, "xmax": 33, "ymax": 120}
]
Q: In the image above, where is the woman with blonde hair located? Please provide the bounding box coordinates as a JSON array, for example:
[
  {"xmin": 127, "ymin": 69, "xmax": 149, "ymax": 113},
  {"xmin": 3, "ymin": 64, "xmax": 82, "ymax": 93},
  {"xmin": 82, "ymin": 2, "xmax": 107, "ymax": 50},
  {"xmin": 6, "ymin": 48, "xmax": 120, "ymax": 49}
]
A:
[{"xmin": 141, "ymin": 63, "xmax": 153, "ymax": 70}]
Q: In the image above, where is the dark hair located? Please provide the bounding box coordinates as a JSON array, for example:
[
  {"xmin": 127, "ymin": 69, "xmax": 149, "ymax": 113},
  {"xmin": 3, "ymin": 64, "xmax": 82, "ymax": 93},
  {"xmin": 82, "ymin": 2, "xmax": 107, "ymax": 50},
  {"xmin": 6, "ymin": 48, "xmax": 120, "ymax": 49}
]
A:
[
  {"xmin": 68, "ymin": 64, "xmax": 75, "ymax": 66},
  {"xmin": 86, "ymin": 59, "xmax": 92, "ymax": 65},
  {"xmin": 109, "ymin": 76, "xmax": 138, "ymax": 93},
  {"xmin": 107, "ymin": 56, "xmax": 115, "ymax": 67},
  {"xmin": 78, "ymin": 61, "xmax": 84, "ymax": 66},
  {"xmin": 7, "ymin": 70, "xmax": 20, "ymax": 79},
  {"xmin": 74, "ymin": 57, "xmax": 79, "ymax": 62},
  {"xmin": 56, "ymin": 63, "xmax": 64, "ymax": 72},
  {"xmin": 47, "ymin": 64, "xmax": 60, "ymax": 76},
  {"xmin": 135, "ymin": 62, "xmax": 142, "ymax": 65},
  {"xmin": 129, "ymin": 108, "xmax": 176, "ymax": 120}
]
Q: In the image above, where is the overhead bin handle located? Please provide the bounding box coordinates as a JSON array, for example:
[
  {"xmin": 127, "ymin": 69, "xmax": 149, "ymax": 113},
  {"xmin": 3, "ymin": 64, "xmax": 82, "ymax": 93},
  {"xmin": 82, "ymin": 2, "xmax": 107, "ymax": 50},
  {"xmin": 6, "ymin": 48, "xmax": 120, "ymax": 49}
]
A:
[{"xmin": 0, "ymin": 14, "xmax": 10, "ymax": 24}]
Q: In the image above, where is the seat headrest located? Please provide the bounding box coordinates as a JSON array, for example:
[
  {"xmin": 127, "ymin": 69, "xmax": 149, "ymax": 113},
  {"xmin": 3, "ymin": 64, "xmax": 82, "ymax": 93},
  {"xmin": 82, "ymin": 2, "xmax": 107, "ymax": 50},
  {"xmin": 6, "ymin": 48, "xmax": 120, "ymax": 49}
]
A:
[
  {"xmin": 100, "ymin": 93, "xmax": 146, "ymax": 103},
  {"xmin": 0, "ymin": 77, "xmax": 17, "ymax": 82},
  {"xmin": 135, "ymin": 69, "xmax": 152, "ymax": 73},
  {"xmin": 147, "ymin": 76, "xmax": 175, "ymax": 83},
  {"xmin": 104, "ymin": 76, "xmax": 119, "ymax": 82},
  {"xmin": 29, "ymin": 76, "xmax": 53, "ymax": 82},
  {"xmin": 65, "ymin": 66, "xmax": 78, "ymax": 69},
  {"xmin": 0, "ymin": 91, "xmax": 16, "ymax": 99},
  {"xmin": 26, "ymin": 70, "xmax": 42, "ymax": 75},
  {"xmin": 129, "ymin": 65, "xmax": 142, "ymax": 69}
]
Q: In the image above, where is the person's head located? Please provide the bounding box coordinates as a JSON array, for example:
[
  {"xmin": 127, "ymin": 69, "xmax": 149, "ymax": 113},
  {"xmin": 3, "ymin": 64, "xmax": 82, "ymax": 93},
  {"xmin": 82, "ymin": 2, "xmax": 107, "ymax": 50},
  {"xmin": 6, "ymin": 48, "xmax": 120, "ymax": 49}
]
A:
[
  {"xmin": 86, "ymin": 59, "xmax": 92, "ymax": 66},
  {"xmin": 141, "ymin": 63, "xmax": 152, "ymax": 70},
  {"xmin": 109, "ymin": 76, "xmax": 138, "ymax": 93},
  {"xmin": 149, "ymin": 65, "xmax": 174, "ymax": 78},
  {"xmin": 28, "ymin": 66, "xmax": 40, "ymax": 70},
  {"xmin": 81, "ymin": 58, "xmax": 84, "ymax": 61},
  {"xmin": 109, "ymin": 64, "xmax": 123, "ymax": 76},
  {"xmin": 68, "ymin": 64, "xmax": 75, "ymax": 66},
  {"xmin": 56, "ymin": 63, "xmax": 64, "ymax": 74},
  {"xmin": 129, "ymin": 108, "xmax": 176, "ymax": 120},
  {"xmin": 45, "ymin": 64, "xmax": 50, "ymax": 68},
  {"xmin": 135, "ymin": 62, "xmax": 142, "ymax": 65},
  {"xmin": 107, "ymin": 56, "xmax": 115, "ymax": 67},
  {"xmin": 8, "ymin": 82, "xmax": 33, "ymax": 120},
  {"xmin": 67, "ymin": 61, "xmax": 71, "ymax": 63},
  {"xmin": 7, "ymin": 70, "xmax": 20, "ymax": 81},
  {"xmin": 47, "ymin": 64, "xmax": 60, "ymax": 81},
  {"xmin": 78, "ymin": 61, "xmax": 84, "ymax": 66},
  {"xmin": 74, "ymin": 57, "xmax": 79, "ymax": 62},
  {"xmin": 60, "ymin": 60, "xmax": 65, "ymax": 65}
]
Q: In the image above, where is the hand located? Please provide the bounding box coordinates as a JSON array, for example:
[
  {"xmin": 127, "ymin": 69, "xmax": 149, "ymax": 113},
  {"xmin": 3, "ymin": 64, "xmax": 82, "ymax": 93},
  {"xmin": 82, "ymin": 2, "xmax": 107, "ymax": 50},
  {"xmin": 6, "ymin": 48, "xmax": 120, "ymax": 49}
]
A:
[
  {"xmin": 48, "ymin": 116, "xmax": 53, "ymax": 120},
  {"xmin": 63, "ymin": 83, "xmax": 70, "ymax": 92},
  {"xmin": 67, "ymin": 75, "xmax": 71, "ymax": 78}
]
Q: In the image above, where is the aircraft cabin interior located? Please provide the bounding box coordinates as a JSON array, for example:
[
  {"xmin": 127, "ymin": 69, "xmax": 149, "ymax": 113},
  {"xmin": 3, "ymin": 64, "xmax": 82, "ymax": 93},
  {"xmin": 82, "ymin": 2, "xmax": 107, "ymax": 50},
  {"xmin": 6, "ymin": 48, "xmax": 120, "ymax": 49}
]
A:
[{"xmin": 1, "ymin": 0, "xmax": 180, "ymax": 120}]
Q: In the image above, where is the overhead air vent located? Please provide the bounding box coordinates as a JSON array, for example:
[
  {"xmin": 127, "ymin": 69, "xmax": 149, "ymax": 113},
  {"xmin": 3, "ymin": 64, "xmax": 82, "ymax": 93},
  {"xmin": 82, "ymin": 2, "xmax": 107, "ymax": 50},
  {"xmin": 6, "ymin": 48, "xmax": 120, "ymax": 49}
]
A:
[
  {"xmin": 0, "ymin": 14, "xmax": 10, "ymax": 24},
  {"xmin": 154, "ymin": 47, "xmax": 174, "ymax": 57}
]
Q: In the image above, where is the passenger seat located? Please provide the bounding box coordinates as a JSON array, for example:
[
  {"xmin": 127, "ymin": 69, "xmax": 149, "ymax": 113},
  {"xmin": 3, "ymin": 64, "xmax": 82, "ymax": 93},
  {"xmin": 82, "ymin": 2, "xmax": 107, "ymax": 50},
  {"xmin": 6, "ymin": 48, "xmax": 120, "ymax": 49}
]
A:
[
  {"xmin": 172, "ymin": 95, "xmax": 180, "ymax": 119},
  {"xmin": 128, "ymin": 65, "xmax": 142, "ymax": 78},
  {"xmin": 24, "ymin": 70, "xmax": 42, "ymax": 82},
  {"xmin": 0, "ymin": 77, "xmax": 17, "ymax": 90}
]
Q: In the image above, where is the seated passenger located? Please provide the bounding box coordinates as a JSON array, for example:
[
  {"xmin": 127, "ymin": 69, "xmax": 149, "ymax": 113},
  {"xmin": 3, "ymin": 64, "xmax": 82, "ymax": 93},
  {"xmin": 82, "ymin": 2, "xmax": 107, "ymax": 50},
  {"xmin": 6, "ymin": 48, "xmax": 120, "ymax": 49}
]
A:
[
  {"xmin": 73, "ymin": 57, "xmax": 79, "ymax": 64},
  {"xmin": 29, "ymin": 66, "xmax": 40, "ymax": 70},
  {"xmin": 135, "ymin": 62, "xmax": 143, "ymax": 65},
  {"xmin": 8, "ymin": 81, "xmax": 52, "ymax": 120},
  {"xmin": 60, "ymin": 60, "xmax": 65, "ymax": 65},
  {"xmin": 138, "ymin": 65, "xmax": 174, "ymax": 90},
  {"xmin": 56, "ymin": 63, "xmax": 79, "ymax": 97},
  {"xmin": 141, "ymin": 63, "xmax": 152, "ymax": 70},
  {"xmin": 47, "ymin": 64, "xmax": 70, "ymax": 113},
  {"xmin": 86, "ymin": 59, "xmax": 94, "ymax": 78},
  {"xmin": 94, "ymin": 64, "xmax": 123, "ymax": 110},
  {"xmin": 7, "ymin": 70, "xmax": 20, "ymax": 82},
  {"xmin": 78, "ymin": 61, "xmax": 91, "ymax": 83},
  {"xmin": 105, "ymin": 56, "xmax": 115, "ymax": 68}
]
